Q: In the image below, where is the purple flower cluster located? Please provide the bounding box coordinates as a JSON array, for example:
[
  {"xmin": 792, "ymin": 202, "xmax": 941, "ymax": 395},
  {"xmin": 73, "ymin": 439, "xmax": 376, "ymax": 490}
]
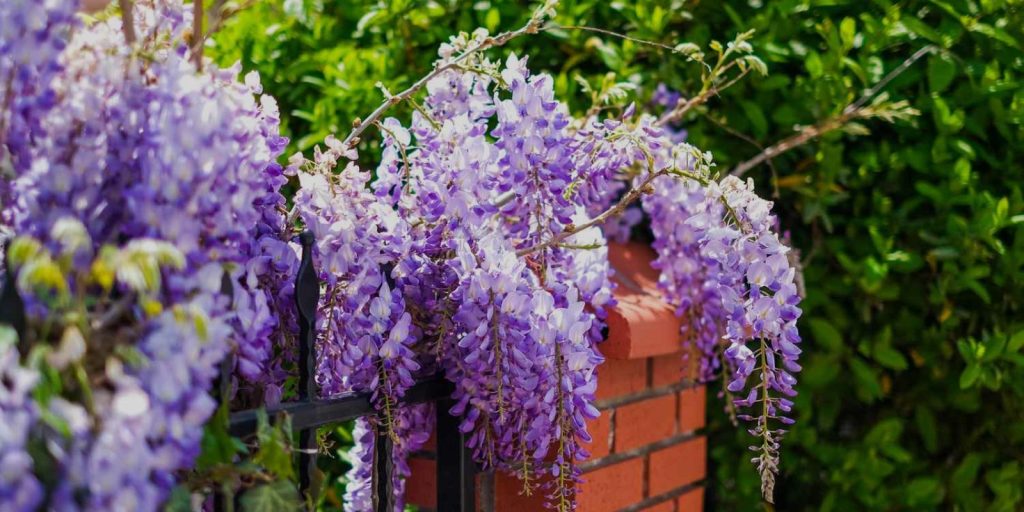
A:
[
  {"xmin": 45, "ymin": 300, "xmax": 232, "ymax": 511},
  {"xmin": 288, "ymin": 48, "xmax": 616, "ymax": 509},
  {"xmin": 645, "ymin": 175, "xmax": 726, "ymax": 382},
  {"xmin": 290, "ymin": 159, "xmax": 418, "ymax": 414},
  {"xmin": 492, "ymin": 55, "xmax": 575, "ymax": 245},
  {"xmin": 571, "ymin": 111, "xmax": 666, "ymax": 243},
  {"xmin": 7, "ymin": 2, "xmax": 294, "ymax": 392},
  {"xmin": 644, "ymin": 169, "xmax": 803, "ymax": 501},
  {"xmin": 0, "ymin": 2, "xmax": 295, "ymax": 510},
  {"xmin": 692, "ymin": 176, "xmax": 801, "ymax": 500},
  {"xmin": 0, "ymin": 0, "xmax": 77, "ymax": 179},
  {"xmin": 0, "ymin": 338, "xmax": 43, "ymax": 511}
]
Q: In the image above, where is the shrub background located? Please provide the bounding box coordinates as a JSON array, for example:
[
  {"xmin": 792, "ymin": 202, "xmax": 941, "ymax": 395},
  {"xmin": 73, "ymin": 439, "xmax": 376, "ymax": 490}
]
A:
[{"xmin": 211, "ymin": 0, "xmax": 1024, "ymax": 509}]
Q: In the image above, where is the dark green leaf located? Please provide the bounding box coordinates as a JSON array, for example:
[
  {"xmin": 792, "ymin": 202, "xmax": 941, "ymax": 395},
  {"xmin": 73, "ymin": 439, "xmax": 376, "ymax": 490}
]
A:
[
  {"xmin": 239, "ymin": 481, "xmax": 302, "ymax": 512},
  {"xmin": 927, "ymin": 53, "xmax": 957, "ymax": 93}
]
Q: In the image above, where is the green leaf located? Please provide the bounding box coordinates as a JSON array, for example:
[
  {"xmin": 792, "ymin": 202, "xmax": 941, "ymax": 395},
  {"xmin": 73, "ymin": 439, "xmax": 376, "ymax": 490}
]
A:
[
  {"xmin": 239, "ymin": 481, "xmax": 302, "ymax": 512},
  {"xmin": 253, "ymin": 410, "xmax": 296, "ymax": 481},
  {"xmin": 874, "ymin": 345, "xmax": 908, "ymax": 371},
  {"xmin": 196, "ymin": 396, "xmax": 245, "ymax": 470},
  {"xmin": 809, "ymin": 318, "xmax": 843, "ymax": 351},
  {"xmin": 1009, "ymin": 330, "xmax": 1024, "ymax": 353},
  {"xmin": 927, "ymin": 53, "xmax": 956, "ymax": 93},
  {"xmin": 906, "ymin": 477, "xmax": 944, "ymax": 507},
  {"xmin": 959, "ymin": 364, "xmax": 981, "ymax": 389},
  {"xmin": 164, "ymin": 486, "xmax": 194, "ymax": 512},
  {"xmin": 850, "ymin": 357, "xmax": 882, "ymax": 400},
  {"xmin": 595, "ymin": 42, "xmax": 623, "ymax": 71},
  {"xmin": 865, "ymin": 417, "xmax": 903, "ymax": 445},
  {"xmin": 969, "ymin": 23, "xmax": 1022, "ymax": 49},
  {"xmin": 805, "ymin": 51, "xmax": 823, "ymax": 78},
  {"xmin": 901, "ymin": 15, "xmax": 943, "ymax": 44},
  {"xmin": 484, "ymin": 8, "xmax": 500, "ymax": 32},
  {"xmin": 914, "ymin": 406, "xmax": 938, "ymax": 453},
  {"xmin": 952, "ymin": 453, "xmax": 982, "ymax": 491},
  {"xmin": 839, "ymin": 17, "xmax": 856, "ymax": 50}
]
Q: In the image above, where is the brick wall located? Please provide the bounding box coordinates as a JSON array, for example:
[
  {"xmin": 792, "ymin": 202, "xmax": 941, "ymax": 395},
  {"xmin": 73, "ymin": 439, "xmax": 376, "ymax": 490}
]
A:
[{"xmin": 407, "ymin": 243, "xmax": 707, "ymax": 511}]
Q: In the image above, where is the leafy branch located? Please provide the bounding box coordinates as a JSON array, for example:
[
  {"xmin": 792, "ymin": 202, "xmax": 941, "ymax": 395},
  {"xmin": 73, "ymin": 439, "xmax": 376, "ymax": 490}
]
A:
[{"xmin": 656, "ymin": 30, "xmax": 768, "ymax": 126}]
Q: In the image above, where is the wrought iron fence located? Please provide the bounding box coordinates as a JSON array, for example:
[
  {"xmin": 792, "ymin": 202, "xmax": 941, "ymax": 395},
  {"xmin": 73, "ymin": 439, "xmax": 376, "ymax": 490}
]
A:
[{"xmin": 0, "ymin": 232, "xmax": 477, "ymax": 512}]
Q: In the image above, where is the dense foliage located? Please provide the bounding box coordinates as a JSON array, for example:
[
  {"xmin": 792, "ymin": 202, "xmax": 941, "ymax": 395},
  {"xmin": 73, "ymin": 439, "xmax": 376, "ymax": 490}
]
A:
[
  {"xmin": 209, "ymin": 0, "xmax": 1024, "ymax": 510},
  {"xmin": 1, "ymin": 1, "xmax": 809, "ymax": 511}
]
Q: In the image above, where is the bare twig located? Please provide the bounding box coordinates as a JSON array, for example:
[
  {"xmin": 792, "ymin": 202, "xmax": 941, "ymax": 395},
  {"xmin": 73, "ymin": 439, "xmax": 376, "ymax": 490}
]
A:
[
  {"xmin": 730, "ymin": 45, "xmax": 934, "ymax": 178},
  {"xmin": 341, "ymin": 16, "xmax": 546, "ymax": 149},
  {"xmin": 189, "ymin": 0, "xmax": 257, "ymax": 56},
  {"xmin": 845, "ymin": 45, "xmax": 935, "ymax": 114},
  {"xmin": 516, "ymin": 169, "xmax": 666, "ymax": 257},
  {"xmin": 729, "ymin": 113, "xmax": 856, "ymax": 178},
  {"xmin": 118, "ymin": 0, "xmax": 136, "ymax": 44},
  {"xmin": 91, "ymin": 294, "xmax": 136, "ymax": 332},
  {"xmin": 702, "ymin": 112, "xmax": 780, "ymax": 196},
  {"xmin": 546, "ymin": 24, "xmax": 679, "ymax": 53},
  {"xmin": 192, "ymin": 0, "xmax": 203, "ymax": 71},
  {"xmin": 656, "ymin": 64, "xmax": 749, "ymax": 126}
]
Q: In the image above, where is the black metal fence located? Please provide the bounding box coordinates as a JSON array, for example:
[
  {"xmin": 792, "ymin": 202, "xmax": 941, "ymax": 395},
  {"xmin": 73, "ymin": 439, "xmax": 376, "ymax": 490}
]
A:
[{"xmin": 0, "ymin": 232, "xmax": 477, "ymax": 512}]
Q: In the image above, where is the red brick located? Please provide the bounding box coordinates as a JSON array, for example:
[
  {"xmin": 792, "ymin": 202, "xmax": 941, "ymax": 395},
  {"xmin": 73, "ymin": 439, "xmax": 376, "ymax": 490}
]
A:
[
  {"xmin": 493, "ymin": 471, "xmax": 549, "ymax": 510},
  {"xmin": 615, "ymin": 395, "xmax": 677, "ymax": 452},
  {"xmin": 648, "ymin": 437, "xmax": 707, "ymax": 496},
  {"xmin": 604, "ymin": 243, "xmax": 685, "ymax": 360},
  {"xmin": 595, "ymin": 357, "xmax": 648, "ymax": 401},
  {"xmin": 608, "ymin": 242, "xmax": 662, "ymax": 287},
  {"xmin": 404, "ymin": 457, "xmax": 436, "ymax": 509},
  {"xmin": 676, "ymin": 487, "xmax": 704, "ymax": 512},
  {"xmin": 642, "ymin": 499, "xmax": 676, "ymax": 511},
  {"xmin": 577, "ymin": 457, "xmax": 644, "ymax": 511},
  {"xmin": 584, "ymin": 409, "xmax": 612, "ymax": 459},
  {"xmin": 652, "ymin": 353, "xmax": 686, "ymax": 387},
  {"xmin": 678, "ymin": 386, "xmax": 706, "ymax": 433}
]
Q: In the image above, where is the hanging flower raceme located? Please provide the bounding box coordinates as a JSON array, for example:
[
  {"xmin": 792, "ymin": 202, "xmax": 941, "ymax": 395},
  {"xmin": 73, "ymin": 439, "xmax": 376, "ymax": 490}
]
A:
[
  {"xmin": 644, "ymin": 175, "xmax": 727, "ymax": 383},
  {"xmin": 693, "ymin": 176, "xmax": 802, "ymax": 501},
  {"xmin": 645, "ymin": 163, "xmax": 803, "ymax": 501}
]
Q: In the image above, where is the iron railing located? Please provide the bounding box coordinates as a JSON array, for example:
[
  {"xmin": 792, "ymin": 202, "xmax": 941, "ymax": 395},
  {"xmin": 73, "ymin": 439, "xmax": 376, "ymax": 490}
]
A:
[{"xmin": 0, "ymin": 232, "xmax": 477, "ymax": 512}]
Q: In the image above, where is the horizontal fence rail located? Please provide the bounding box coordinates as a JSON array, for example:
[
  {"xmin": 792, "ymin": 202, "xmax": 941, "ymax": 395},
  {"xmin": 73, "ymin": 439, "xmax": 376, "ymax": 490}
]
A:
[{"xmin": 0, "ymin": 233, "xmax": 477, "ymax": 512}]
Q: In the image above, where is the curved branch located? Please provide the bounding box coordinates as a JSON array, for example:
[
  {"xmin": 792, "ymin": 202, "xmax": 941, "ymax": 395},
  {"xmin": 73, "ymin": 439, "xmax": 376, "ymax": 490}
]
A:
[
  {"xmin": 516, "ymin": 169, "xmax": 667, "ymax": 257},
  {"xmin": 730, "ymin": 45, "xmax": 933, "ymax": 178},
  {"xmin": 118, "ymin": 0, "xmax": 136, "ymax": 44},
  {"xmin": 192, "ymin": 0, "xmax": 203, "ymax": 71},
  {"xmin": 729, "ymin": 113, "xmax": 855, "ymax": 178}
]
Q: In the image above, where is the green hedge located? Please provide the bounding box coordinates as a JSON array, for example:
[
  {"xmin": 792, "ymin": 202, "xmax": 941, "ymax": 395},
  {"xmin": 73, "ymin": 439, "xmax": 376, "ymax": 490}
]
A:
[{"xmin": 211, "ymin": 1, "xmax": 1024, "ymax": 509}]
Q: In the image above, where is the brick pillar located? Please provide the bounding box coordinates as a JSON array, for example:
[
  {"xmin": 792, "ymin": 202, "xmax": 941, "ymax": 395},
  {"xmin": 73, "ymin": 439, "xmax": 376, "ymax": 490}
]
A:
[{"xmin": 407, "ymin": 243, "xmax": 707, "ymax": 511}]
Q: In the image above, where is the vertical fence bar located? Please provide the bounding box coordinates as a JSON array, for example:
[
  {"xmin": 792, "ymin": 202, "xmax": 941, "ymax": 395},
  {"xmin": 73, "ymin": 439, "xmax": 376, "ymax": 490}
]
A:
[
  {"xmin": 295, "ymin": 231, "xmax": 321, "ymax": 499},
  {"xmin": 437, "ymin": 397, "xmax": 477, "ymax": 511},
  {"xmin": 374, "ymin": 262, "xmax": 397, "ymax": 512},
  {"xmin": 0, "ymin": 250, "xmax": 27, "ymax": 343},
  {"xmin": 374, "ymin": 432, "xmax": 395, "ymax": 512}
]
